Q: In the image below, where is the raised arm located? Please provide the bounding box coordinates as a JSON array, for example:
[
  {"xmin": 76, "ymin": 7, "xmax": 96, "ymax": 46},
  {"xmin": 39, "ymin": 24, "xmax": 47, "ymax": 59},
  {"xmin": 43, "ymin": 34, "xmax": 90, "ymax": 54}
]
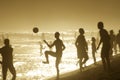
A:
[{"xmin": 43, "ymin": 40, "xmax": 54, "ymax": 48}]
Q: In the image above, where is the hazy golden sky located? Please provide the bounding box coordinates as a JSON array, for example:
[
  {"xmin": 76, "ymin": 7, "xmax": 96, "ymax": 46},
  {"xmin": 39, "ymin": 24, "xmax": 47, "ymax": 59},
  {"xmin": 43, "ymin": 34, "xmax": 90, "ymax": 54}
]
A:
[{"xmin": 0, "ymin": 0, "xmax": 120, "ymax": 33}]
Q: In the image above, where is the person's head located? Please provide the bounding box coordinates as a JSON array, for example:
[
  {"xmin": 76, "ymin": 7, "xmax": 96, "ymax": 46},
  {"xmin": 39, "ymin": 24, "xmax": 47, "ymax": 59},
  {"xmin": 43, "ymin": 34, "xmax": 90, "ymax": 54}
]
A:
[
  {"xmin": 55, "ymin": 32, "xmax": 60, "ymax": 39},
  {"xmin": 79, "ymin": 28, "xmax": 85, "ymax": 34},
  {"xmin": 91, "ymin": 37, "xmax": 96, "ymax": 42},
  {"xmin": 110, "ymin": 30, "xmax": 114, "ymax": 35},
  {"xmin": 4, "ymin": 39, "xmax": 10, "ymax": 46},
  {"xmin": 97, "ymin": 21, "xmax": 104, "ymax": 29}
]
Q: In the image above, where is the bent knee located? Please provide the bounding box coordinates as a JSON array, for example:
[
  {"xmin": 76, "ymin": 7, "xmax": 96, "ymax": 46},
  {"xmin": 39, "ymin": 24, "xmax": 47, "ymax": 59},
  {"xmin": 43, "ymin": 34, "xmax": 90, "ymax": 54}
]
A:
[
  {"xmin": 45, "ymin": 51, "xmax": 53, "ymax": 54},
  {"xmin": 45, "ymin": 51, "xmax": 49, "ymax": 54}
]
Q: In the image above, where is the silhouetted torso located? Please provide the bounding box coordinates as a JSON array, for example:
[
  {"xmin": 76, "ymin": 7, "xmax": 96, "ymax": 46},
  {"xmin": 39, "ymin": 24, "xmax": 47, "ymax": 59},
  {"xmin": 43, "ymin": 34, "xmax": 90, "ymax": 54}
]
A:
[
  {"xmin": 0, "ymin": 45, "xmax": 13, "ymax": 64},
  {"xmin": 53, "ymin": 39, "xmax": 64, "ymax": 56},
  {"xmin": 76, "ymin": 34, "xmax": 87, "ymax": 51},
  {"xmin": 99, "ymin": 29, "xmax": 110, "ymax": 46}
]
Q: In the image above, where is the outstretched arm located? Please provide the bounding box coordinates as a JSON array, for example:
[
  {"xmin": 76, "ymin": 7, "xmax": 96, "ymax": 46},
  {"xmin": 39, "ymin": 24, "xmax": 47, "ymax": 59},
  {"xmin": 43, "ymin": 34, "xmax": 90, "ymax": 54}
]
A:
[
  {"xmin": 43, "ymin": 40, "xmax": 54, "ymax": 48},
  {"xmin": 43, "ymin": 40, "xmax": 50, "ymax": 47}
]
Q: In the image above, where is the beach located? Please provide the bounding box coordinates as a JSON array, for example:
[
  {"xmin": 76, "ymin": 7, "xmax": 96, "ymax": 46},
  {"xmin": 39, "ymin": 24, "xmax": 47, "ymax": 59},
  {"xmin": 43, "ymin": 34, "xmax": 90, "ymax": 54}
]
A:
[{"xmin": 48, "ymin": 53, "xmax": 120, "ymax": 80}]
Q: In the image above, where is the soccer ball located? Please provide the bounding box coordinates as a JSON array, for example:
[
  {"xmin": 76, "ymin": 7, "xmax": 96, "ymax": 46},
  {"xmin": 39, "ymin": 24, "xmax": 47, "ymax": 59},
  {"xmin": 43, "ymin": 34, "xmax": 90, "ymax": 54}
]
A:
[{"xmin": 33, "ymin": 27, "xmax": 39, "ymax": 33}]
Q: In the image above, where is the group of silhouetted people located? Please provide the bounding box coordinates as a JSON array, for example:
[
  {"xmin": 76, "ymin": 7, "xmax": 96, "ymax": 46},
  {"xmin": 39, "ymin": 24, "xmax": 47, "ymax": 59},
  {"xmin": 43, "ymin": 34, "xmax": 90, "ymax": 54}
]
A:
[
  {"xmin": 0, "ymin": 21, "xmax": 120, "ymax": 80},
  {"xmin": 42, "ymin": 21, "xmax": 120, "ymax": 80}
]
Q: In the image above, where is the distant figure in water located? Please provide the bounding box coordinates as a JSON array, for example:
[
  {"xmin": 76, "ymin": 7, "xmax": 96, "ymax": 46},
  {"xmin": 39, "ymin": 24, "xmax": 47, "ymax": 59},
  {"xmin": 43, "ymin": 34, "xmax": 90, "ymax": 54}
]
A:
[
  {"xmin": 0, "ymin": 39, "xmax": 16, "ymax": 80},
  {"xmin": 91, "ymin": 37, "xmax": 97, "ymax": 64},
  {"xmin": 39, "ymin": 41, "xmax": 44, "ymax": 56},
  {"xmin": 39, "ymin": 41, "xmax": 43, "ymax": 55},
  {"xmin": 43, "ymin": 32, "xmax": 65, "ymax": 80},
  {"xmin": 97, "ymin": 22, "xmax": 111, "ymax": 72},
  {"xmin": 75, "ymin": 28, "xmax": 89, "ymax": 72},
  {"xmin": 116, "ymin": 30, "xmax": 120, "ymax": 52},
  {"xmin": 109, "ymin": 30, "xmax": 116, "ymax": 57}
]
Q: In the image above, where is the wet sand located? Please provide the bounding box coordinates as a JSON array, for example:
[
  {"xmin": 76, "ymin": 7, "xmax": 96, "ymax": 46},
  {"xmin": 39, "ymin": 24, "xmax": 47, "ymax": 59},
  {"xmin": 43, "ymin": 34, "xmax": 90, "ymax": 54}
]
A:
[{"xmin": 48, "ymin": 54, "xmax": 120, "ymax": 80}]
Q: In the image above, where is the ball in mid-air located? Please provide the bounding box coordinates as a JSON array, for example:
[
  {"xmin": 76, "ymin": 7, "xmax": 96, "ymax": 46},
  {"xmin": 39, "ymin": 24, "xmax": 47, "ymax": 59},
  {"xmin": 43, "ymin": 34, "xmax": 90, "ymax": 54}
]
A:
[{"xmin": 33, "ymin": 27, "xmax": 39, "ymax": 33}]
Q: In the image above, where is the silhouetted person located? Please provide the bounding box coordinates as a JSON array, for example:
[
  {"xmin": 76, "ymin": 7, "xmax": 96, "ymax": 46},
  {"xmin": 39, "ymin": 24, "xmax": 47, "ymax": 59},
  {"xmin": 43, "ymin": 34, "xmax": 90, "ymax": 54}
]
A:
[
  {"xmin": 75, "ymin": 28, "xmax": 89, "ymax": 72},
  {"xmin": 91, "ymin": 37, "xmax": 97, "ymax": 64},
  {"xmin": 39, "ymin": 41, "xmax": 45, "ymax": 56},
  {"xmin": 116, "ymin": 30, "xmax": 120, "ymax": 52},
  {"xmin": 43, "ymin": 32, "xmax": 65, "ymax": 80},
  {"xmin": 109, "ymin": 30, "xmax": 116, "ymax": 57},
  {"xmin": 0, "ymin": 39, "xmax": 16, "ymax": 80},
  {"xmin": 97, "ymin": 22, "xmax": 111, "ymax": 72}
]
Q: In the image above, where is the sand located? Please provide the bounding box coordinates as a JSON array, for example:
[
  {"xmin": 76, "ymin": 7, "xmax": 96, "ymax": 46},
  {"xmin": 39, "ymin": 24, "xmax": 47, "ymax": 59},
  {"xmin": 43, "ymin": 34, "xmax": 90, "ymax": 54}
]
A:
[{"xmin": 47, "ymin": 54, "xmax": 120, "ymax": 80}]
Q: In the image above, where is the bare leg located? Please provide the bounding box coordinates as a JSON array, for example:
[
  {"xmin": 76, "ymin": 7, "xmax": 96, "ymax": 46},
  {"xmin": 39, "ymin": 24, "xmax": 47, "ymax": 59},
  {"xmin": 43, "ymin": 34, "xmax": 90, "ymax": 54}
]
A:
[
  {"xmin": 82, "ymin": 54, "xmax": 89, "ymax": 65},
  {"xmin": 9, "ymin": 64, "xmax": 16, "ymax": 80},
  {"xmin": 43, "ymin": 51, "xmax": 56, "ymax": 64},
  {"xmin": 92, "ymin": 53, "xmax": 96, "ymax": 64},
  {"xmin": 2, "ymin": 65, "xmax": 8, "ymax": 80},
  {"xmin": 101, "ymin": 57, "xmax": 107, "ymax": 71},
  {"xmin": 56, "ymin": 66, "xmax": 59, "ymax": 80},
  {"xmin": 79, "ymin": 58, "xmax": 83, "ymax": 72},
  {"xmin": 106, "ymin": 57, "xmax": 111, "ymax": 72},
  {"xmin": 56, "ymin": 57, "xmax": 61, "ymax": 80}
]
